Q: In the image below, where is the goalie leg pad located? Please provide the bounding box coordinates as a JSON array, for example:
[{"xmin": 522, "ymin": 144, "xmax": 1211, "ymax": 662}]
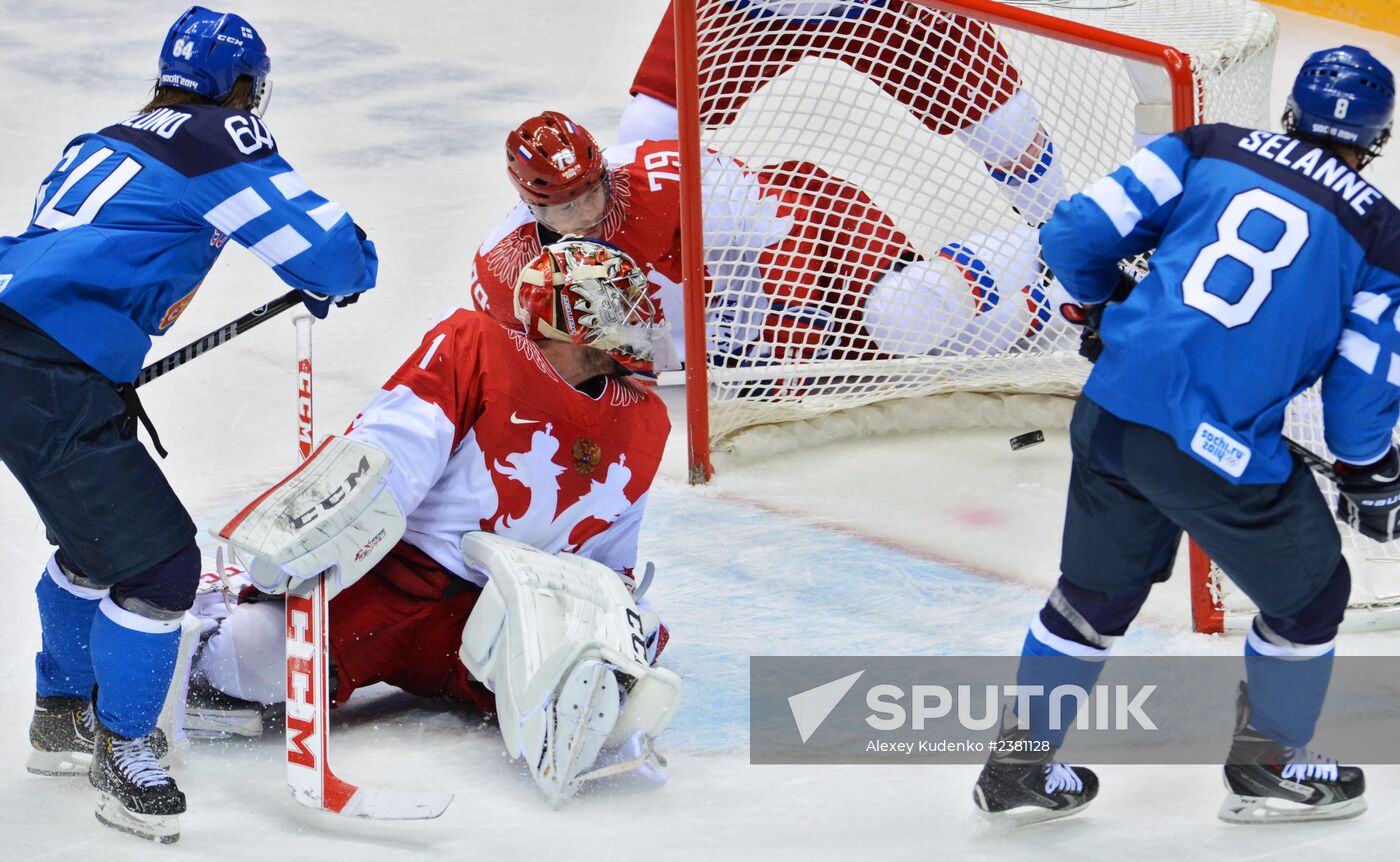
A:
[
  {"xmin": 539, "ymin": 658, "xmax": 622, "ymax": 803},
  {"xmin": 459, "ymin": 533, "xmax": 683, "ymax": 803}
]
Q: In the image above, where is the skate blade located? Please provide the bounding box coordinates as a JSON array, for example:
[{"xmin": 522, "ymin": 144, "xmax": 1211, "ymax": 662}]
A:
[
  {"xmin": 26, "ymin": 747, "xmax": 92, "ymax": 776},
  {"xmin": 1219, "ymin": 792, "xmax": 1368, "ymax": 825},
  {"xmin": 95, "ymin": 792, "xmax": 180, "ymax": 843},
  {"xmin": 184, "ymin": 709, "xmax": 263, "ymax": 739},
  {"xmin": 974, "ymin": 784, "xmax": 1091, "ymax": 826}
]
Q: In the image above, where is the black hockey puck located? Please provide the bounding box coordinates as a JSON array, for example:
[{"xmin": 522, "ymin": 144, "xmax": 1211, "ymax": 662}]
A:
[{"xmin": 1009, "ymin": 430, "xmax": 1045, "ymax": 451}]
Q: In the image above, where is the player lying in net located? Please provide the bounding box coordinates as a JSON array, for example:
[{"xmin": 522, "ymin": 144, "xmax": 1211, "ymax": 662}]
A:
[
  {"xmin": 473, "ymin": 110, "xmax": 1066, "ymax": 377},
  {"xmin": 974, "ymin": 45, "xmax": 1398, "ymax": 826},
  {"xmin": 186, "ymin": 241, "xmax": 681, "ymax": 805},
  {"xmin": 620, "ymin": 0, "xmax": 1065, "ymax": 228}
]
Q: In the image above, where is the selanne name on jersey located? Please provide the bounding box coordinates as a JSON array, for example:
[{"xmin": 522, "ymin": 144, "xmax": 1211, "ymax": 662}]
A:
[{"xmin": 1236, "ymin": 130, "xmax": 1383, "ymax": 216}]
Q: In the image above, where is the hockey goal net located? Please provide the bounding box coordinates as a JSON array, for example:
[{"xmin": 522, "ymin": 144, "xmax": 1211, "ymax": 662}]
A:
[{"xmin": 672, "ymin": 0, "xmax": 1400, "ymax": 633}]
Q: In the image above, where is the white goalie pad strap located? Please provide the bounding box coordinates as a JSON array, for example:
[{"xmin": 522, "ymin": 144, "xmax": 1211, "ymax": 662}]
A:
[
  {"xmin": 608, "ymin": 665, "xmax": 682, "ymax": 749},
  {"xmin": 215, "ymin": 436, "xmax": 405, "ymax": 594},
  {"xmin": 458, "ymin": 532, "xmax": 682, "ymax": 802}
]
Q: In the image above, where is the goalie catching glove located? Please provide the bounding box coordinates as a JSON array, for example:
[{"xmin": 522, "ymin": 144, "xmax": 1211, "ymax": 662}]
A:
[
  {"xmin": 214, "ymin": 436, "xmax": 406, "ymax": 596},
  {"xmin": 458, "ymin": 532, "xmax": 682, "ymax": 805},
  {"xmin": 1334, "ymin": 445, "xmax": 1400, "ymax": 542}
]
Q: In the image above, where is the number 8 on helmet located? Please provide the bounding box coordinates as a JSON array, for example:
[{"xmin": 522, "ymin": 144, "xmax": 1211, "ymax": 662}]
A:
[{"xmin": 1283, "ymin": 45, "xmax": 1395, "ymax": 170}]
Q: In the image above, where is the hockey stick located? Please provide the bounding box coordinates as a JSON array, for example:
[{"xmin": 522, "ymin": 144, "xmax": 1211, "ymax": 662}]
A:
[
  {"xmin": 135, "ymin": 289, "xmax": 303, "ymax": 388},
  {"xmin": 282, "ymin": 313, "xmax": 454, "ymax": 820},
  {"xmin": 1284, "ymin": 436, "xmax": 1338, "ymax": 482}
]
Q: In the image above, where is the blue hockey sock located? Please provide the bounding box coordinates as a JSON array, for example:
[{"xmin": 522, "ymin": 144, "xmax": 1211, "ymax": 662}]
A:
[
  {"xmin": 90, "ymin": 596, "xmax": 181, "ymax": 739},
  {"xmin": 1015, "ymin": 615, "xmax": 1110, "ymax": 749},
  {"xmin": 34, "ymin": 556, "xmax": 106, "ymax": 698},
  {"xmin": 1243, "ymin": 621, "xmax": 1335, "ymax": 750}
]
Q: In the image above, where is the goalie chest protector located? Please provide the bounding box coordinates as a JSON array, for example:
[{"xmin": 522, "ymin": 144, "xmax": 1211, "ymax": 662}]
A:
[{"xmin": 350, "ymin": 310, "xmax": 670, "ymax": 580}]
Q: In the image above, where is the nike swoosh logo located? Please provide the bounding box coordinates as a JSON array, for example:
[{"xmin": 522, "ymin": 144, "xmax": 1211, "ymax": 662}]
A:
[{"xmin": 509, "ymin": 412, "xmax": 538, "ymax": 425}]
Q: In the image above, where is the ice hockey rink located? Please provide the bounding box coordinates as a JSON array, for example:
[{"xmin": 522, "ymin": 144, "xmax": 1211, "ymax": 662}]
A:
[{"xmin": 2, "ymin": 1, "xmax": 1400, "ymax": 858}]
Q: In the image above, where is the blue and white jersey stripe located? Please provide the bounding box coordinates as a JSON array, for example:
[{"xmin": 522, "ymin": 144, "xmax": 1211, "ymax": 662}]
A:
[
  {"xmin": 191, "ymin": 158, "xmax": 353, "ymax": 272},
  {"xmin": 0, "ymin": 104, "xmax": 376, "ymax": 382}
]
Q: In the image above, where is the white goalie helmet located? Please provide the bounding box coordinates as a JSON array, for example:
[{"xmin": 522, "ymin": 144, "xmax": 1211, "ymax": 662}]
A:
[{"xmin": 513, "ymin": 238, "xmax": 672, "ymax": 373}]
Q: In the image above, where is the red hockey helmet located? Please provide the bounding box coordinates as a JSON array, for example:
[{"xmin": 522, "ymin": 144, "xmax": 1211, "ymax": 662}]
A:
[
  {"xmin": 514, "ymin": 239, "xmax": 668, "ymax": 373},
  {"xmin": 506, "ymin": 111, "xmax": 608, "ymax": 206}
]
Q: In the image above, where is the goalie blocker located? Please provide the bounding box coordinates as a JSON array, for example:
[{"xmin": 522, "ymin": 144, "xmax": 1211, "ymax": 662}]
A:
[{"xmin": 215, "ymin": 435, "xmax": 406, "ymax": 596}]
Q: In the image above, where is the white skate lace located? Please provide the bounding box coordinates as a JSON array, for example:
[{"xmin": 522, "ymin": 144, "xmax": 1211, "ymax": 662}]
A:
[
  {"xmin": 1044, "ymin": 762, "xmax": 1083, "ymax": 794},
  {"xmin": 112, "ymin": 737, "xmax": 170, "ymax": 788},
  {"xmin": 1281, "ymin": 748, "xmax": 1339, "ymax": 782},
  {"xmin": 80, "ymin": 703, "xmax": 95, "ymax": 735}
]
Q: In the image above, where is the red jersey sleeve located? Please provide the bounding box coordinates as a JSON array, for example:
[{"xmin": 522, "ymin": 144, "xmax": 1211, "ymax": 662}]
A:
[{"xmin": 630, "ymin": 3, "xmax": 677, "ymax": 104}]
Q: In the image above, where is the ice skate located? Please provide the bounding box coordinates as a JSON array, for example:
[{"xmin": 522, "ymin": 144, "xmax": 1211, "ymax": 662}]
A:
[
  {"xmin": 973, "ymin": 707, "xmax": 1098, "ymax": 825},
  {"xmin": 27, "ymin": 694, "xmax": 96, "ymax": 776},
  {"xmin": 90, "ymin": 715, "xmax": 186, "ymax": 844},
  {"xmin": 1219, "ymin": 684, "xmax": 1366, "ymax": 824},
  {"xmin": 184, "ymin": 675, "xmax": 265, "ymax": 739}
]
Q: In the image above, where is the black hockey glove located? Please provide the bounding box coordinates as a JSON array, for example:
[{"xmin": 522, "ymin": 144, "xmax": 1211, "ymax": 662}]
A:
[
  {"xmin": 1058, "ymin": 270, "xmax": 1141, "ymax": 364},
  {"xmin": 1334, "ymin": 446, "xmax": 1400, "ymax": 542},
  {"xmin": 1059, "ymin": 300, "xmax": 1106, "ymax": 362},
  {"xmin": 298, "ymin": 290, "xmax": 361, "ymax": 320}
]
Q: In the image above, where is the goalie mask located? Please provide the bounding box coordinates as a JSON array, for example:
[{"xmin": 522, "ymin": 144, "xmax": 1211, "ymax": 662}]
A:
[{"xmin": 514, "ymin": 240, "xmax": 669, "ymax": 374}]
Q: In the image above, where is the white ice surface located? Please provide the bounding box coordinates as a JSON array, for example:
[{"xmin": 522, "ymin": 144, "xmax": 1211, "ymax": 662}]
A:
[{"xmin": 1, "ymin": 1, "xmax": 1400, "ymax": 859}]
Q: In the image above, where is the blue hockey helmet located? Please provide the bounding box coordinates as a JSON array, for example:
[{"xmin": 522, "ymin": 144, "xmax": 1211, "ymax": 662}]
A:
[
  {"xmin": 1286, "ymin": 45, "xmax": 1394, "ymax": 156},
  {"xmin": 159, "ymin": 7, "xmax": 271, "ymax": 111}
]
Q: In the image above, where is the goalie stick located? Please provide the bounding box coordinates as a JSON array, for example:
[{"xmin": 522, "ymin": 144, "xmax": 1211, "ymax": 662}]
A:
[{"xmin": 281, "ymin": 312, "xmax": 453, "ymax": 820}]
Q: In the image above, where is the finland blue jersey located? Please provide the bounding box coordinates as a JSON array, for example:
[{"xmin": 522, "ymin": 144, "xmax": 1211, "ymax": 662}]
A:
[
  {"xmin": 0, "ymin": 104, "xmax": 377, "ymax": 382},
  {"xmin": 1041, "ymin": 124, "xmax": 1400, "ymax": 484}
]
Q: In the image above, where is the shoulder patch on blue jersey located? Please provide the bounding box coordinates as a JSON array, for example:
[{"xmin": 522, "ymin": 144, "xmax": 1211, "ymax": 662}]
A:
[{"xmin": 98, "ymin": 104, "xmax": 279, "ymax": 178}]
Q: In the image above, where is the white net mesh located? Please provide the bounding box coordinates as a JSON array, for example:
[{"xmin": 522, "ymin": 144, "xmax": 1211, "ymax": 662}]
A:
[
  {"xmin": 686, "ymin": 0, "xmax": 1279, "ymax": 448},
  {"xmin": 1209, "ymin": 388, "xmax": 1400, "ymax": 631}
]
